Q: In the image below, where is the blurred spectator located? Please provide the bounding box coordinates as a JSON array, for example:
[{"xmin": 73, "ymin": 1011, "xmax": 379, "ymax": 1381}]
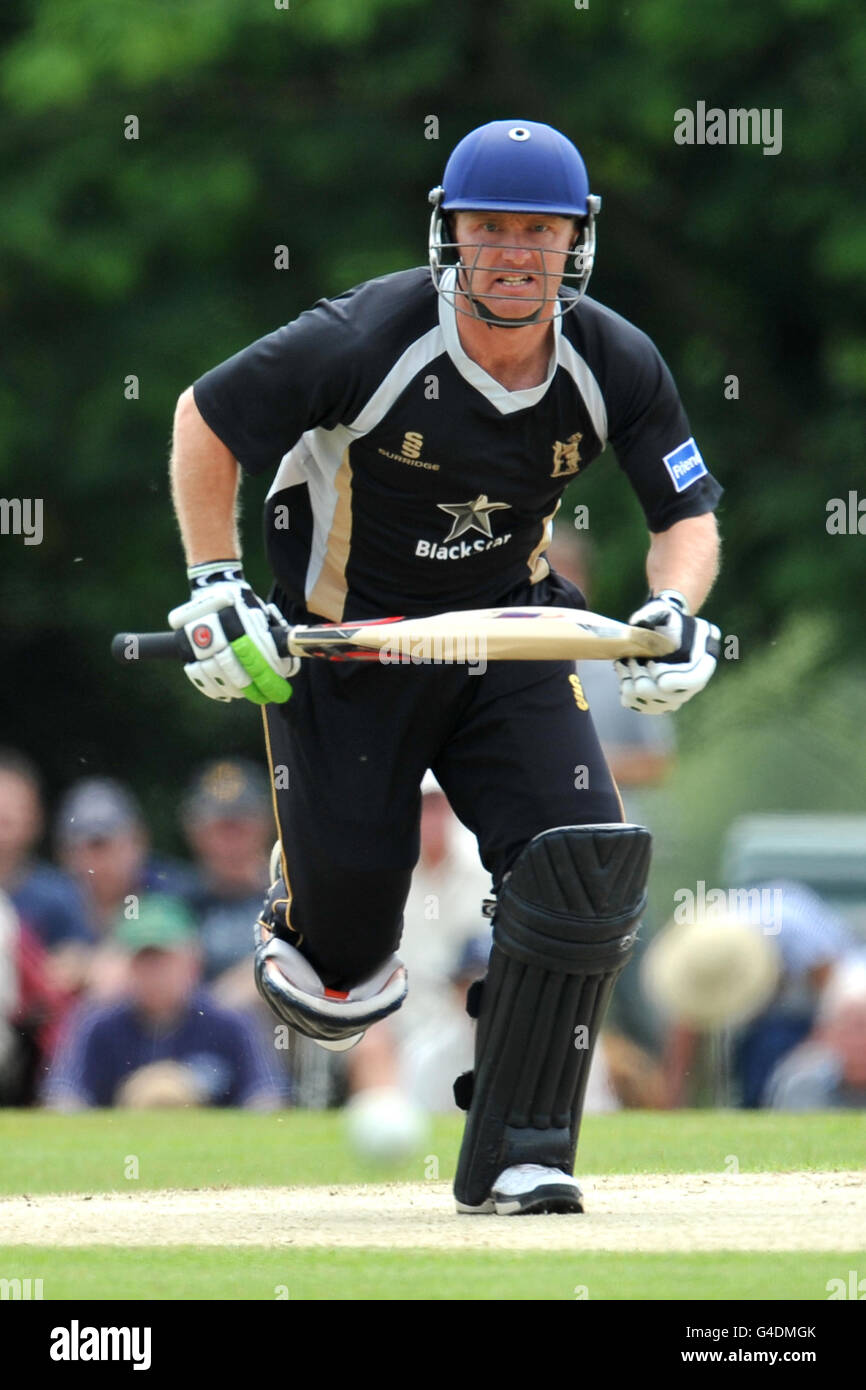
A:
[
  {"xmin": 42, "ymin": 895, "xmax": 284, "ymax": 1110},
  {"xmin": 0, "ymin": 892, "xmax": 20, "ymax": 1092},
  {"xmin": 393, "ymin": 769, "xmax": 492, "ymax": 1033},
  {"xmin": 178, "ymin": 759, "xmax": 272, "ymax": 1005},
  {"xmin": 338, "ymin": 772, "xmax": 491, "ymax": 1114},
  {"xmin": 403, "ymin": 934, "xmax": 491, "ymax": 1112},
  {"xmin": 0, "ymin": 901, "xmax": 75, "ymax": 1106},
  {"xmin": 765, "ymin": 951, "xmax": 866, "ymax": 1109},
  {"xmin": 733, "ymin": 881, "xmax": 854, "ymax": 1107},
  {"xmin": 0, "ymin": 749, "xmax": 92, "ymax": 951},
  {"xmin": 655, "ymin": 880, "xmax": 854, "ymax": 1107},
  {"xmin": 403, "ymin": 935, "xmax": 664, "ymax": 1113},
  {"xmin": 56, "ymin": 777, "xmax": 191, "ymax": 939}
]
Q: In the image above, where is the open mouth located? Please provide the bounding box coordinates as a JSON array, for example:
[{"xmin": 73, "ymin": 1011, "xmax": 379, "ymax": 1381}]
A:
[{"xmin": 490, "ymin": 274, "xmax": 538, "ymax": 296}]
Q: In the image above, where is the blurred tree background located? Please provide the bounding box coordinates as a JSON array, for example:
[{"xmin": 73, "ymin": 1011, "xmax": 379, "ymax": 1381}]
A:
[{"xmin": 1, "ymin": 0, "xmax": 864, "ymax": 882}]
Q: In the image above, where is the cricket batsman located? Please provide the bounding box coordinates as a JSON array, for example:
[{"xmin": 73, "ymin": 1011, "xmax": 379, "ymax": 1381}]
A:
[{"xmin": 167, "ymin": 120, "xmax": 722, "ymax": 1214}]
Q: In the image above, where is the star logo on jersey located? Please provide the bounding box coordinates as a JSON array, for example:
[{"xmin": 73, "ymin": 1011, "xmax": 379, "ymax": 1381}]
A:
[
  {"xmin": 551, "ymin": 432, "xmax": 582, "ymax": 478},
  {"xmin": 436, "ymin": 494, "xmax": 511, "ymax": 542}
]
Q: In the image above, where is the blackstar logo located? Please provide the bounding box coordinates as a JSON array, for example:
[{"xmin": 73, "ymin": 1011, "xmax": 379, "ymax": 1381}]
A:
[{"xmin": 415, "ymin": 495, "xmax": 513, "ymax": 561}]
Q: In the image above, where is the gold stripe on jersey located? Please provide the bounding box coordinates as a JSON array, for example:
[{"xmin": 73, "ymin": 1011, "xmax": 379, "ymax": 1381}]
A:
[
  {"xmin": 527, "ymin": 499, "xmax": 561, "ymax": 584},
  {"xmin": 610, "ymin": 771, "xmax": 627, "ymax": 823},
  {"xmin": 308, "ymin": 446, "xmax": 354, "ymax": 622},
  {"xmin": 260, "ymin": 707, "xmax": 302, "ymax": 943}
]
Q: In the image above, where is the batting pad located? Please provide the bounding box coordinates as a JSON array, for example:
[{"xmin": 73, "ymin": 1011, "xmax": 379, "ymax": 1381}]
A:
[{"xmin": 453, "ymin": 823, "xmax": 651, "ymax": 1210}]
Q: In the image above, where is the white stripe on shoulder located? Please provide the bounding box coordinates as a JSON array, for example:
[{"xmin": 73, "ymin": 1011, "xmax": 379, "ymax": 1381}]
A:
[
  {"xmin": 266, "ymin": 439, "xmax": 310, "ymax": 500},
  {"xmin": 348, "ymin": 325, "xmax": 446, "ymax": 434},
  {"xmin": 558, "ymin": 337, "xmax": 608, "ymax": 445}
]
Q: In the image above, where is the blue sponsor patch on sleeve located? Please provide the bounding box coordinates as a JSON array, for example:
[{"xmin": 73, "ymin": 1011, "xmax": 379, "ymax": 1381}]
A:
[{"xmin": 662, "ymin": 438, "xmax": 708, "ymax": 493}]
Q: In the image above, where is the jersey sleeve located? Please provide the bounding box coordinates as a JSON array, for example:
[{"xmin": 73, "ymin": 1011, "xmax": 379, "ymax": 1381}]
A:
[
  {"xmin": 601, "ymin": 319, "xmax": 723, "ymax": 532},
  {"xmin": 192, "ymin": 293, "xmax": 365, "ymax": 477}
]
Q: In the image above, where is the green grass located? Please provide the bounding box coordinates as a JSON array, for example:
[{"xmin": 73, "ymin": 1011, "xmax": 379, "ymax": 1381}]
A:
[
  {"xmin": 0, "ymin": 1109, "xmax": 862, "ymax": 1195},
  {"xmin": 1, "ymin": 1111, "xmax": 861, "ymax": 1301},
  {"xmin": 0, "ymin": 1246, "xmax": 860, "ymax": 1301}
]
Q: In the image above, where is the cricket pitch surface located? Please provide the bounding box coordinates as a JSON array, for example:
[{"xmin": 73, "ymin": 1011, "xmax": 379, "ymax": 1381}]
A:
[{"xmin": 2, "ymin": 1171, "xmax": 863, "ymax": 1252}]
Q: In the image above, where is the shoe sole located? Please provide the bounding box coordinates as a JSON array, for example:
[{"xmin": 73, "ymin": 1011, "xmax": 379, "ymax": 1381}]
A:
[
  {"xmin": 493, "ymin": 1187, "xmax": 584, "ymax": 1216},
  {"xmin": 456, "ymin": 1185, "xmax": 584, "ymax": 1216},
  {"xmin": 455, "ymin": 1198, "xmax": 496, "ymax": 1215}
]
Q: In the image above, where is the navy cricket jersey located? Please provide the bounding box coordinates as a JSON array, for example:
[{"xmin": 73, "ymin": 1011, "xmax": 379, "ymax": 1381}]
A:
[{"xmin": 194, "ymin": 267, "xmax": 722, "ymax": 622}]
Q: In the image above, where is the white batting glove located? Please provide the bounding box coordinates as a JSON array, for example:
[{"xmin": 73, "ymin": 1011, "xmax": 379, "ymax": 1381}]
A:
[
  {"xmin": 615, "ymin": 589, "xmax": 721, "ymax": 714},
  {"xmin": 168, "ymin": 561, "xmax": 299, "ymax": 705}
]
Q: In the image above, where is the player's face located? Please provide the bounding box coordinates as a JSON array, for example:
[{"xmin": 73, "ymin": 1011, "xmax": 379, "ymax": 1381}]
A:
[{"xmin": 451, "ymin": 212, "xmax": 577, "ymax": 322}]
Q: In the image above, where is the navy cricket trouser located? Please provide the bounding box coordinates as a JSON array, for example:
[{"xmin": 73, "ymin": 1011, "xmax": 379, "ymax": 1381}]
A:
[{"xmin": 262, "ymin": 574, "xmax": 624, "ymax": 990}]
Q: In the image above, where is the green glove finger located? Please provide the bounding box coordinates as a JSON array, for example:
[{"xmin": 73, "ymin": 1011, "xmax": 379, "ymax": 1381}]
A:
[
  {"xmin": 241, "ymin": 685, "xmax": 269, "ymax": 706},
  {"xmin": 230, "ymin": 634, "xmax": 293, "ymax": 705}
]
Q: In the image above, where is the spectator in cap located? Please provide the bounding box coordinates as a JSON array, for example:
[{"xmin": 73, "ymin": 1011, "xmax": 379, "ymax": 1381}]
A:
[
  {"xmin": 0, "ymin": 750, "xmax": 92, "ymax": 952},
  {"xmin": 56, "ymin": 777, "xmax": 192, "ymax": 941},
  {"xmin": 42, "ymin": 894, "xmax": 285, "ymax": 1110},
  {"xmin": 178, "ymin": 759, "xmax": 273, "ymax": 1007}
]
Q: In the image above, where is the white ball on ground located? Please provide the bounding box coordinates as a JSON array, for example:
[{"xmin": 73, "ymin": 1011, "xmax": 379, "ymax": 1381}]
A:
[{"xmin": 344, "ymin": 1086, "xmax": 429, "ymax": 1163}]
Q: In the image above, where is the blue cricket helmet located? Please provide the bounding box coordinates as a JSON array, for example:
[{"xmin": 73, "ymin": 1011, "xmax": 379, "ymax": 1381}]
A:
[
  {"xmin": 439, "ymin": 119, "xmax": 591, "ymax": 216},
  {"xmin": 428, "ymin": 119, "xmax": 601, "ymax": 327}
]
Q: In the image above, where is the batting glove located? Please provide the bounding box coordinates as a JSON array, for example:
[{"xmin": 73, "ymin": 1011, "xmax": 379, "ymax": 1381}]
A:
[
  {"xmin": 615, "ymin": 589, "xmax": 721, "ymax": 714},
  {"xmin": 168, "ymin": 561, "xmax": 299, "ymax": 705}
]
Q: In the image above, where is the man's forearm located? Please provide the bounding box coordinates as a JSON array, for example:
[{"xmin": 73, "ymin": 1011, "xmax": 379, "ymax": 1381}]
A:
[
  {"xmin": 170, "ymin": 386, "xmax": 242, "ymax": 566},
  {"xmin": 645, "ymin": 512, "xmax": 720, "ymax": 614}
]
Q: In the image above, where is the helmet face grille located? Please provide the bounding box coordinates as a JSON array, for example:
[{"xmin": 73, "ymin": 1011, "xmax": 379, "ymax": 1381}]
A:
[{"xmin": 427, "ymin": 197, "xmax": 599, "ymax": 328}]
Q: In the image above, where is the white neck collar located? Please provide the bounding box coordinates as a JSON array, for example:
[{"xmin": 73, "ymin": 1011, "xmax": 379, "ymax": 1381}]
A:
[{"xmin": 438, "ymin": 268, "xmax": 561, "ymax": 415}]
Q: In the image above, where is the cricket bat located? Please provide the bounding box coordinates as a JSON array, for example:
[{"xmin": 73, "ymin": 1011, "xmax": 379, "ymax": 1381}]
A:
[{"xmin": 111, "ymin": 606, "xmax": 676, "ymax": 665}]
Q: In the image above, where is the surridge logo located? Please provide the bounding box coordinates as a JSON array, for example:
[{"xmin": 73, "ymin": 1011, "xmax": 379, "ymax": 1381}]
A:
[
  {"xmin": 551, "ymin": 433, "xmax": 582, "ymax": 478},
  {"xmin": 377, "ymin": 430, "xmax": 440, "ymax": 471}
]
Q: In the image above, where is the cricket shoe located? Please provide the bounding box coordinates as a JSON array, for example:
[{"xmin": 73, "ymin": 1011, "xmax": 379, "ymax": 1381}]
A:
[{"xmin": 456, "ymin": 1164, "xmax": 584, "ymax": 1216}]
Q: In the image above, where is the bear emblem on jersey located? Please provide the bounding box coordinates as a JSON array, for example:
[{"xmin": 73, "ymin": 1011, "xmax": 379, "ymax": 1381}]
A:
[{"xmin": 551, "ymin": 432, "xmax": 582, "ymax": 478}]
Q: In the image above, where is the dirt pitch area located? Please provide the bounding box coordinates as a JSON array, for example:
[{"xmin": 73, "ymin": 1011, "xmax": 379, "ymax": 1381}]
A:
[{"xmin": 1, "ymin": 1172, "xmax": 863, "ymax": 1251}]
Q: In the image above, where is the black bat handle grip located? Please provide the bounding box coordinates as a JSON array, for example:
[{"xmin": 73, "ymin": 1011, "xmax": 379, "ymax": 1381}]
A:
[
  {"xmin": 111, "ymin": 631, "xmax": 193, "ymax": 662},
  {"xmin": 110, "ymin": 622, "xmax": 291, "ymax": 664}
]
